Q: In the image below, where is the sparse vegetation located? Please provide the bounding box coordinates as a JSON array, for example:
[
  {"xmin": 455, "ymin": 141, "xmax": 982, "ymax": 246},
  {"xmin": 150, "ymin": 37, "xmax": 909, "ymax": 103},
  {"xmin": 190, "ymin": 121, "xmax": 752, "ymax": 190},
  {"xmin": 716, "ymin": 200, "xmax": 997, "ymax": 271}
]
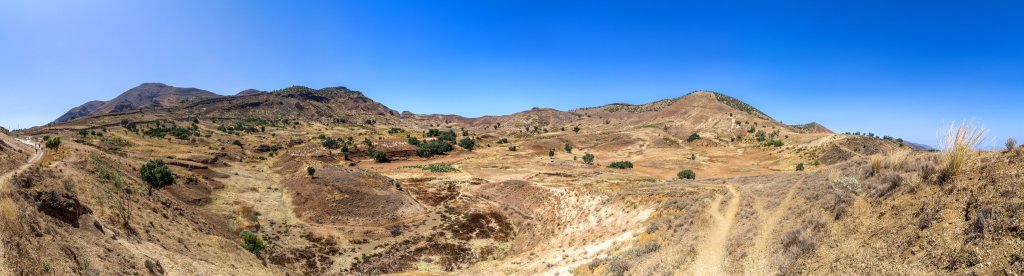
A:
[
  {"xmin": 1007, "ymin": 137, "xmax": 1017, "ymax": 152},
  {"xmin": 405, "ymin": 163, "xmax": 458, "ymax": 173},
  {"xmin": 582, "ymin": 153, "xmax": 595, "ymax": 164},
  {"xmin": 564, "ymin": 143, "xmax": 573, "ymax": 153}
]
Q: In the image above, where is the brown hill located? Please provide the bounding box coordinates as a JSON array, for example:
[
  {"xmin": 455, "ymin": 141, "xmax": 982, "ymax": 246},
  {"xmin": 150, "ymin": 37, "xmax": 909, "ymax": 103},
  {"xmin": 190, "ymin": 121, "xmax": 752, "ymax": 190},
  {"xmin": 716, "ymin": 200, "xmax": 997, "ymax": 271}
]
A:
[{"xmin": 53, "ymin": 83, "xmax": 220, "ymax": 123}]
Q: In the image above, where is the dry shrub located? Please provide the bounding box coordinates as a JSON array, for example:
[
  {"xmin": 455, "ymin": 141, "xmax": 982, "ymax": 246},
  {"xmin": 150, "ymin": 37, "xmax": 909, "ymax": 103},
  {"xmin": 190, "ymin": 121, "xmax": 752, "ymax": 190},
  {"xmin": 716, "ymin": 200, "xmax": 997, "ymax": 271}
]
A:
[
  {"xmin": 965, "ymin": 205, "xmax": 992, "ymax": 241},
  {"xmin": 1007, "ymin": 137, "xmax": 1018, "ymax": 152},
  {"xmin": 915, "ymin": 198, "xmax": 943, "ymax": 229},
  {"xmin": 869, "ymin": 155, "xmax": 885, "ymax": 176},
  {"xmin": 781, "ymin": 228, "xmax": 817, "ymax": 262},
  {"xmin": 885, "ymin": 149, "xmax": 911, "ymax": 171},
  {"xmin": 938, "ymin": 120, "xmax": 987, "ymax": 180},
  {"xmin": 872, "ymin": 171, "xmax": 903, "ymax": 198}
]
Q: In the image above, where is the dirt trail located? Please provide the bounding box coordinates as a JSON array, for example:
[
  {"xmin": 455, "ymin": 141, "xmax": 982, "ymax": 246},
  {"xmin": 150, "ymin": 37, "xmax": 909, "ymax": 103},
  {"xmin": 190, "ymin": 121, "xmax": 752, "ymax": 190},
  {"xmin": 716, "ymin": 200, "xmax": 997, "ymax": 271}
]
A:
[
  {"xmin": 687, "ymin": 185, "xmax": 741, "ymax": 276},
  {"xmin": 744, "ymin": 182, "xmax": 799, "ymax": 276},
  {"xmin": 0, "ymin": 138, "xmax": 43, "ymax": 275}
]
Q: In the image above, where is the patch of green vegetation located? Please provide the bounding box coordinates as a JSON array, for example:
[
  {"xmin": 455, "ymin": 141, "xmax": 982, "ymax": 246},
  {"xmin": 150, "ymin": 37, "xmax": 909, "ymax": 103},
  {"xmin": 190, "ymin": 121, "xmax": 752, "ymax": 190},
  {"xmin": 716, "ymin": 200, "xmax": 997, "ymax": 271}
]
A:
[
  {"xmin": 608, "ymin": 161, "xmax": 634, "ymax": 169},
  {"xmin": 677, "ymin": 169, "xmax": 696, "ymax": 179},
  {"xmin": 403, "ymin": 163, "xmax": 459, "ymax": 173},
  {"xmin": 240, "ymin": 231, "xmax": 265, "ymax": 256}
]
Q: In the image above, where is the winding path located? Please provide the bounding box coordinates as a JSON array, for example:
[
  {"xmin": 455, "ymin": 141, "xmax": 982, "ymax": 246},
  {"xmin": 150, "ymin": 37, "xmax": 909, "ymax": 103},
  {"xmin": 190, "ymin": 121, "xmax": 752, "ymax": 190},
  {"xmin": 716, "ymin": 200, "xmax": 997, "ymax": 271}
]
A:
[{"xmin": 688, "ymin": 185, "xmax": 741, "ymax": 275}]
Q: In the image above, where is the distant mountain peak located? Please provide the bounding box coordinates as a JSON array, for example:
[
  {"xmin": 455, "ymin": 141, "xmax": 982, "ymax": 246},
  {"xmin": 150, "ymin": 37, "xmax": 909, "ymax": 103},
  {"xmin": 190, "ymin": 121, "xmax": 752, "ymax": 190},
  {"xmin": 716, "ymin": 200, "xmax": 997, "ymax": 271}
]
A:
[{"xmin": 52, "ymin": 83, "xmax": 219, "ymax": 123}]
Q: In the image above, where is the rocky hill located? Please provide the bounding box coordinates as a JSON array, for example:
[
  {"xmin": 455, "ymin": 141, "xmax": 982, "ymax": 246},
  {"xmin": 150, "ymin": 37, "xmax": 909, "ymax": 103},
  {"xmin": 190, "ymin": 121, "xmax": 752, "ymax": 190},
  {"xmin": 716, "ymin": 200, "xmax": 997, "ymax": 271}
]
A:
[{"xmin": 54, "ymin": 83, "xmax": 220, "ymax": 123}]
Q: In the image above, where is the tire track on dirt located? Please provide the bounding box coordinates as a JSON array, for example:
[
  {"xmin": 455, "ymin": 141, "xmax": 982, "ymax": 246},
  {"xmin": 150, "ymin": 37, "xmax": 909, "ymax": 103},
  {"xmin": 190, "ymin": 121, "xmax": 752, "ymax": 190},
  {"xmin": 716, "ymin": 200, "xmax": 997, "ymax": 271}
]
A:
[
  {"xmin": 688, "ymin": 185, "xmax": 741, "ymax": 276},
  {"xmin": 744, "ymin": 181, "xmax": 799, "ymax": 276}
]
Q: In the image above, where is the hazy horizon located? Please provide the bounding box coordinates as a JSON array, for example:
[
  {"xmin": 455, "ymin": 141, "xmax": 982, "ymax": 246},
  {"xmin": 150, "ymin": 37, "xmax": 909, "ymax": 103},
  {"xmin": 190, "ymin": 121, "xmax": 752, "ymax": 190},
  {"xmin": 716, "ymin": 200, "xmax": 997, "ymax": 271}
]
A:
[{"xmin": 2, "ymin": 1, "xmax": 1022, "ymax": 148}]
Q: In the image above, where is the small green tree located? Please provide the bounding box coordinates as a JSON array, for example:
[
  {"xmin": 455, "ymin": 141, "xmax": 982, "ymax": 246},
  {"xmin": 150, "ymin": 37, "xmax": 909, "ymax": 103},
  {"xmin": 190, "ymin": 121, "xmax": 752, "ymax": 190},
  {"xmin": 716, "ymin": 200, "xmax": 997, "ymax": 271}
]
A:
[
  {"xmin": 140, "ymin": 159, "xmax": 174, "ymax": 196},
  {"xmin": 573, "ymin": 126, "xmax": 580, "ymax": 134},
  {"xmin": 564, "ymin": 143, "xmax": 573, "ymax": 153},
  {"xmin": 407, "ymin": 136, "xmax": 420, "ymax": 146},
  {"xmin": 322, "ymin": 137, "xmax": 341, "ymax": 149},
  {"xmin": 582, "ymin": 153, "xmax": 595, "ymax": 165},
  {"xmin": 677, "ymin": 169, "xmax": 696, "ymax": 180},
  {"xmin": 44, "ymin": 137, "xmax": 61, "ymax": 149},
  {"xmin": 459, "ymin": 137, "xmax": 476, "ymax": 151},
  {"xmin": 679, "ymin": 169, "xmax": 696, "ymax": 179},
  {"xmin": 307, "ymin": 166, "xmax": 316, "ymax": 177},
  {"xmin": 796, "ymin": 163, "xmax": 805, "ymax": 171},
  {"xmin": 549, "ymin": 149, "xmax": 555, "ymax": 158},
  {"xmin": 687, "ymin": 133, "xmax": 701, "ymax": 142}
]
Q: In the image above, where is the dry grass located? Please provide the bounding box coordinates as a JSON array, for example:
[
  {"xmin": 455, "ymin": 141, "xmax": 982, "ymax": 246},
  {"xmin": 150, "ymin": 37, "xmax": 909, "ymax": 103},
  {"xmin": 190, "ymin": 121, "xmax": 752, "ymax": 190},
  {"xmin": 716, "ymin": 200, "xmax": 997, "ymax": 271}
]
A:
[
  {"xmin": 870, "ymin": 155, "xmax": 885, "ymax": 176},
  {"xmin": 938, "ymin": 120, "xmax": 987, "ymax": 179}
]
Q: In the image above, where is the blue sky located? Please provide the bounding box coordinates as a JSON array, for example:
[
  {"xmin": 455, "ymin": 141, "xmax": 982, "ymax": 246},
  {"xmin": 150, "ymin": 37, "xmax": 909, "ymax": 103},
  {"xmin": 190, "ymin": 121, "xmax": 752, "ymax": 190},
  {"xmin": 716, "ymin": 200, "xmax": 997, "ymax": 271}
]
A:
[{"xmin": 1, "ymin": 0, "xmax": 1022, "ymax": 147}]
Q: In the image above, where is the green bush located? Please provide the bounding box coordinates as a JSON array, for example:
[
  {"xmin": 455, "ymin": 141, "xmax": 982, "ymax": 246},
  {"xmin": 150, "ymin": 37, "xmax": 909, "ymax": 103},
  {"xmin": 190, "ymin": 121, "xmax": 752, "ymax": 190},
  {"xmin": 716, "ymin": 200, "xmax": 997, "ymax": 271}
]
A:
[
  {"xmin": 755, "ymin": 130, "xmax": 767, "ymax": 142},
  {"xmin": 549, "ymin": 149, "xmax": 555, "ymax": 158},
  {"xmin": 459, "ymin": 137, "xmax": 476, "ymax": 151},
  {"xmin": 687, "ymin": 133, "xmax": 701, "ymax": 142},
  {"xmin": 765, "ymin": 140, "xmax": 784, "ymax": 147},
  {"xmin": 140, "ymin": 159, "xmax": 174, "ymax": 196},
  {"xmin": 608, "ymin": 161, "xmax": 633, "ymax": 169},
  {"xmin": 417, "ymin": 140, "xmax": 454, "ymax": 158},
  {"xmin": 564, "ymin": 143, "xmax": 573, "ymax": 153},
  {"xmin": 240, "ymin": 231, "xmax": 265, "ymax": 256},
  {"xmin": 407, "ymin": 136, "xmax": 420, "ymax": 146},
  {"xmin": 582, "ymin": 153, "xmax": 595, "ymax": 165},
  {"xmin": 370, "ymin": 150, "xmax": 390, "ymax": 163},
  {"xmin": 677, "ymin": 169, "xmax": 696, "ymax": 179},
  {"xmin": 573, "ymin": 126, "xmax": 581, "ymax": 133},
  {"xmin": 322, "ymin": 137, "xmax": 341, "ymax": 149},
  {"xmin": 307, "ymin": 166, "xmax": 315, "ymax": 177},
  {"xmin": 497, "ymin": 138, "xmax": 509, "ymax": 144},
  {"xmin": 508, "ymin": 146, "xmax": 518, "ymax": 151},
  {"xmin": 796, "ymin": 163, "xmax": 805, "ymax": 171},
  {"xmin": 44, "ymin": 137, "xmax": 61, "ymax": 149}
]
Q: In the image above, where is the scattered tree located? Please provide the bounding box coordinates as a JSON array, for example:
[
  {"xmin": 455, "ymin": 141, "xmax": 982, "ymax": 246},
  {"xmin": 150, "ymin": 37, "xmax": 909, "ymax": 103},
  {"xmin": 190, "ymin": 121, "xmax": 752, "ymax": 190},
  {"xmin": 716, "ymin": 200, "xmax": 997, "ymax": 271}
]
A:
[
  {"xmin": 459, "ymin": 137, "xmax": 476, "ymax": 151},
  {"xmin": 582, "ymin": 153, "xmax": 595, "ymax": 165},
  {"xmin": 140, "ymin": 159, "xmax": 174, "ymax": 196},
  {"xmin": 307, "ymin": 166, "xmax": 316, "ymax": 177},
  {"xmin": 573, "ymin": 126, "xmax": 580, "ymax": 133},
  {"xmin": 407, "ymin": 136, "xmax": 420, "ymax": 146},
  {"xmin": 564, "ymin": 143, "xmax": 573, "ymax": 153}
]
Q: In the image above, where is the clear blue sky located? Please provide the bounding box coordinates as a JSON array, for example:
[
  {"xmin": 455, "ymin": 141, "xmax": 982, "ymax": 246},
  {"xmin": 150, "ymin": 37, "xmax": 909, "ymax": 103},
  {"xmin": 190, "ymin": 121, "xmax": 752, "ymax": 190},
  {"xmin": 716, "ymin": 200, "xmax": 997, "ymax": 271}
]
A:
[{"xmin": 1, "ymin": 0, "xmax": 1022, "ymax": 147}]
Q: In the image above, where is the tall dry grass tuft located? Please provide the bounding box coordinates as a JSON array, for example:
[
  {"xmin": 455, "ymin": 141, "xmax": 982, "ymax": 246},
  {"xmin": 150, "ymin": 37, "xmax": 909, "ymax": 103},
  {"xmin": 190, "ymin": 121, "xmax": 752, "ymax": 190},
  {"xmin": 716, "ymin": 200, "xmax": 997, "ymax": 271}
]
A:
[
  {"xmin": 938, "ymin": 120, "xmax": 988, "ymax": 180},
  {"xmin": 870, "ymin": 155, "xmax": 885, "ymax": 176}
]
